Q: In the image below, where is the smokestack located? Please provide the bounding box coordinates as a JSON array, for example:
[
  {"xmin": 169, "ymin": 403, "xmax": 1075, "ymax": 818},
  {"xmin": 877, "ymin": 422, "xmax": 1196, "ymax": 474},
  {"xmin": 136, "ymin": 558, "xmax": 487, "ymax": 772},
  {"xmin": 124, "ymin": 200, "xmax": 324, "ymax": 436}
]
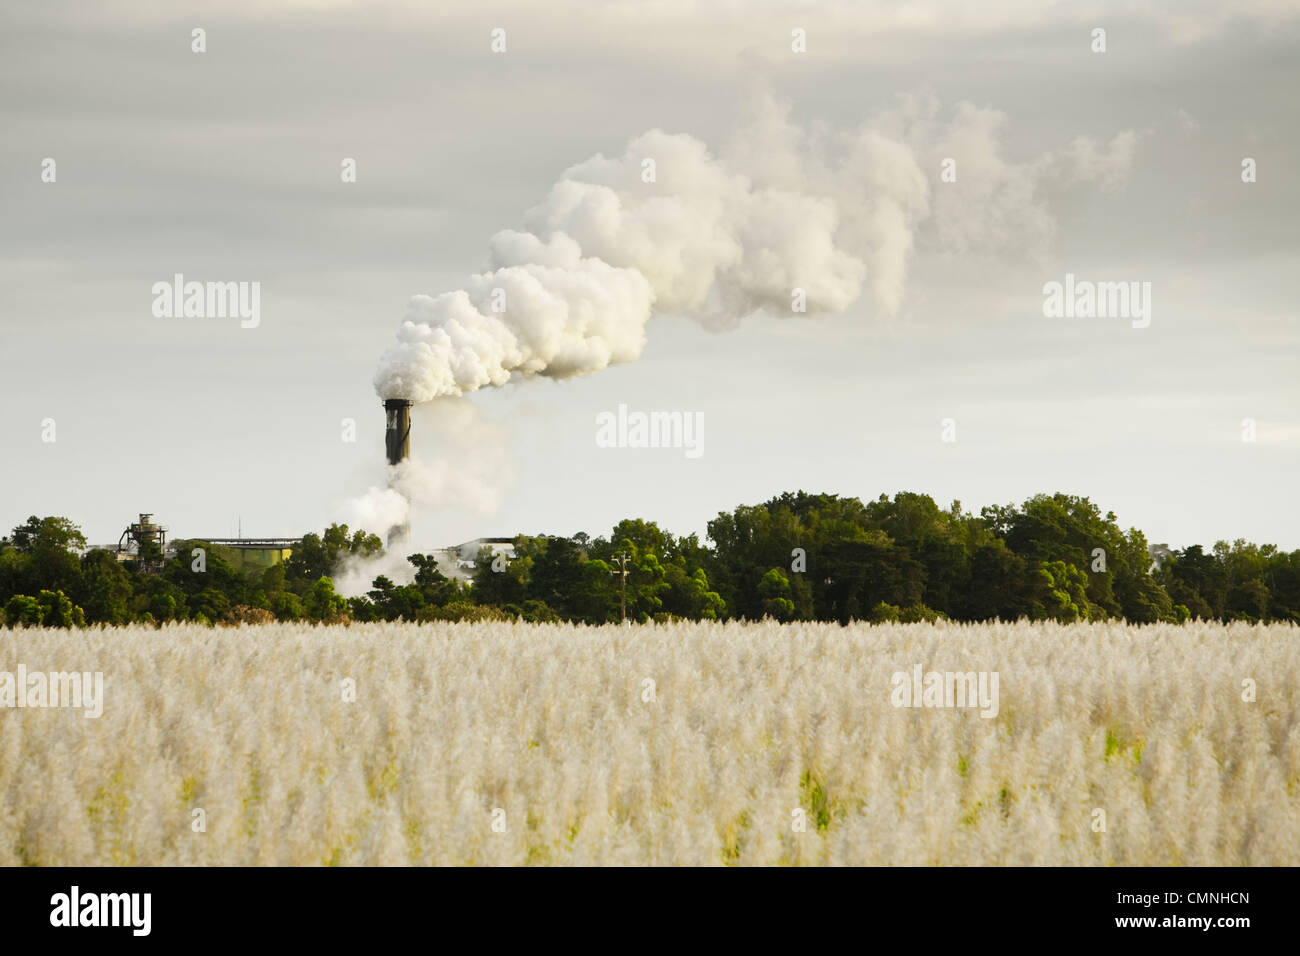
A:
[
  {"xmin": 383, "ymin": 399, "xmax": 413, "ymax": 546},
  {"xmin": 385, "ymin": 398, "xmax": 412, "ymax": 466}
]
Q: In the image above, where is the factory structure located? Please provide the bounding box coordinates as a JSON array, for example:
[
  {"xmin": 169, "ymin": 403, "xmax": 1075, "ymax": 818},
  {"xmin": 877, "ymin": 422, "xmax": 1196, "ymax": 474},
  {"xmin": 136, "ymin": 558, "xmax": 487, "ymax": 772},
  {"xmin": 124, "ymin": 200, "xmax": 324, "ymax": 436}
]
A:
[
  {"xmin": 189, "ymin": 537, "xmax": 300, "ymax": 574},
  {"xmin": 101, "ymin": 513, "xmax": 300, "ymax": 574},
  {"xmin": 116, "ymin": 513, "xmax": 167, "ymax": 568},
  {"xmin": 427, "ymin": 537, "xmax": 516, "ymax": 582},
  {"xmin": 95, "ymin": 511, "xmax": 508, "ymax": 581},
  {"xmin": 85, "ymin": 399, "xmax": 506, "ymax": 579}
]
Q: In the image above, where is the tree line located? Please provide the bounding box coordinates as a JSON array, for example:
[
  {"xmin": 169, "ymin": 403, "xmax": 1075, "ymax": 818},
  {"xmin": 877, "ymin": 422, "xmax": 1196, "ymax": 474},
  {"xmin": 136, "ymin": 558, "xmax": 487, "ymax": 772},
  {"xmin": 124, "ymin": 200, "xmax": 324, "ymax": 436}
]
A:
[{"xmin": 3, "ymin": 491, "xmax": 1299, "ymax": 627}]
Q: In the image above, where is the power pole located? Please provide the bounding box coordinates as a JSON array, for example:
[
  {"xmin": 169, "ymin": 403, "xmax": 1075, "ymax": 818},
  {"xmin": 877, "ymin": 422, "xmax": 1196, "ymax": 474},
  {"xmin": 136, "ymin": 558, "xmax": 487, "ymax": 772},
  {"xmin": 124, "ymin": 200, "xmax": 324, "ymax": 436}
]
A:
[{"xmin": 611, "ymin": 552, "xmax": 631, "ymax": 622}]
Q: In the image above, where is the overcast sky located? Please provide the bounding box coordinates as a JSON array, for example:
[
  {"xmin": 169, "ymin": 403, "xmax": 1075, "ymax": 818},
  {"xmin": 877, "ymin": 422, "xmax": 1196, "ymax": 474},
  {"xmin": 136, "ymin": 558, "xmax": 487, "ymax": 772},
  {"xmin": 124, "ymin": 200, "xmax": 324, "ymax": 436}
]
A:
[{"xmin": 2, "ymin": 0, "xmax": 1297, "ymax": 553}]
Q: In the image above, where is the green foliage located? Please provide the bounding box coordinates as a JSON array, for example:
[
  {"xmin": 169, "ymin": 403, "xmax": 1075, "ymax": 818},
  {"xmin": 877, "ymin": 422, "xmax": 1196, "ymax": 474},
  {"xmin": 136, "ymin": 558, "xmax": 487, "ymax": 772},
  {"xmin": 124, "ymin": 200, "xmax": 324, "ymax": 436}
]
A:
[
  {"xmin": 305, "ymin": 576, "xmax": 347, "ymax": 622},
  {"xmin": 1032, "ymin": 560, "xmax": 1097, "ymax": 622},
  {"xmin": 80, "ymin": 550, "xmax": 132, "ymax": 624},
  {"xmin": 284, "ymin": 525, "xmax": 382, "ymax": 586},
  {"xmin": 271, "ymin": 592, "xmax": 305, "ymax": 621},
  {"xmin": 4, "ymin": 594, "xmax": 43, "ymax": 626},
  {"xmin": 5, "ymin": 516, "xmax": 85, "ymax": 597},
  {"xmin": 191, "ymin": 588, "xmax": 232, "ymax": 624},
  {"xmin": 420, "ymin": 601, "xmax": 511, "ymax": 623},
  {"xmin": 1, "ymin": 591, "xmax": 85, "ymax": 628},
  {"xmin": 799, "ymin": 771, "xmax": 832, "ymax": 833},
  {"xmin": 517, "ymin": 600, "xmax": 560, "ymax": 623},
  {"xmin": 367, "ymin": 576, "xmax": 424, "ymax": 622},
  {"xmin": 757, "ymin": 568, "xmax": 795, "ymax": 621},
  {"xmin": 869, "ymin": 601, "xmax": 900, "ymax": 623},
  {"xmin": 470, "ymin": 543, "xmax": 529, "ymax": 608},
  {"xmin": 4, "ymin": 496, "xmax": 1300, "ymax": 627},
  {"xmin": 408, "ymin": 553, "xmax": 463, "ymax": 606},
  {"xmin": 899, "ymin": 603, "xmax": 946, "ymax": 623},
  {"xmin": 37, "ymin": 589, "xmax": 85, "ymax": 628}
]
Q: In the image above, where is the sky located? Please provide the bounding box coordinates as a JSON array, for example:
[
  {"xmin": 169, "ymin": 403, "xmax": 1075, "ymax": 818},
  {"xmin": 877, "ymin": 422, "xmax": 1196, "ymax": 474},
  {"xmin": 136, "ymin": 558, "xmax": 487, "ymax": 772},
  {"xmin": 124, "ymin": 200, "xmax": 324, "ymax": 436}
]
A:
[{"xmin": 1, "ymin": 0, "xmax": 1297, "ymax": 553}]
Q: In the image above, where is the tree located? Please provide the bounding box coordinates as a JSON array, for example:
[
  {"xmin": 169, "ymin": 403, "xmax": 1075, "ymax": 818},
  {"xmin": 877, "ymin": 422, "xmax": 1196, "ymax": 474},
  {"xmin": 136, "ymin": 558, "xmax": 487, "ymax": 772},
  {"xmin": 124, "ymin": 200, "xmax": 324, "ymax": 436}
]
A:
[
  {"xmin": 4, "ymin": 594, "xmax": 43, "ymax": 626},
  {"xmin": 624, "ymin": 550, "xmax": 670, "ymax": 621},
  {"xmin": 7, "ymin": 516, "xmax": 86, "ymax": 599},
  {"xmin": 471, "ymin": 543, "xmax": 529, "ymax": 608},
  {"xmin": 285, "ymin": 525, "xmax": 382, "ymax": 585},
  {"xmin": 2, "ymin": 500, "xmax": 1295, "ymax": 627},
  {"xmin": 1031, "ymin": 561, "xmax": 1096, "ymax": 622},
  {"xmin": 757, "ymin": 568, "xmax": 795, "ymax": 621},
  {"xmin": 963, "ymin": 542, "xmax": 1030, "ymax": 621},
  {"xmin": 9, "ymin": 515, "xmax": 86, "ymax": 553},
  {"xmin": 662, "ymin": 561, "xmax": 727, "ymax": 620},
  {"xmin": 272, "ymin": 591, "xmax": 306, "ymax": 621},
  {"xmin": 408, "ymin": 553, "xmax": 462, "ymax": 607},
  {"xmin": 305, "ymin": 576, "xmax": 348, "ymax": 622},
  {"xmin": 36, "ymin": 589, "xmax": 85, "ymax": 628},
  {"xmin": 569, "ymin": 558, "xmax": 620, "ymax": 624},
  {"xmin": 133, "ymin": 576, "xmax": 188, "ymax": 623},
  {"xmin": 1218, "ymin": 540, "xmax": 1273, "ymax": 621},
  {"xmin": 191, "ymin": 588, "xmax": 232, "ymax": 624},
  {"xmin": 821, "ymin": 534, "xmax": 923, "ymax": 624},
  {"xmin": 367, "ymin": 576, "xmax": 424, "ymax": 621},
  {"xmin": 1266, "ymin": 550, "xmax": 1300, "ymax": 623},
  {"xmin": 167, "ymin": 540, "xmax": 247, "ymax": 607},
  {"xmin": 80, "ymin": 550, "xmax": 133, "ymax": 624},
  {"xmin": 1160, "ymin": 545, "xmax": 1223, "ymax": 619},
  {"xmin": 527, "ymin": 537, "xmax": 585, "ymax": 618}
]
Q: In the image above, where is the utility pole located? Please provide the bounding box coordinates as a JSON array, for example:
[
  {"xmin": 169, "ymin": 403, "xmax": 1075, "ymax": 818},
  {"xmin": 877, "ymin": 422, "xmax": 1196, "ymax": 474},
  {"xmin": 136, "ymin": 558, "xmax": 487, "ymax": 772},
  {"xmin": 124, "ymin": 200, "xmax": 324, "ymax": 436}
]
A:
[{"xmin": 611, "ymin": 552, "xmax": 631, "ymax": 622}]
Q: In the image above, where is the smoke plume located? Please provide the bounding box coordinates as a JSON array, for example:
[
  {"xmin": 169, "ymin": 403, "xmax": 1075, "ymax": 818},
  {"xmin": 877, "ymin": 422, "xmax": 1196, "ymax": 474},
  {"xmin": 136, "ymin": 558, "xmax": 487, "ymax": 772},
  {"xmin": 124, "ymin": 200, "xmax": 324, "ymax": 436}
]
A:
[{"xmin": 374, "ymin": 97, "xmax": 1136, "ymax": 403}]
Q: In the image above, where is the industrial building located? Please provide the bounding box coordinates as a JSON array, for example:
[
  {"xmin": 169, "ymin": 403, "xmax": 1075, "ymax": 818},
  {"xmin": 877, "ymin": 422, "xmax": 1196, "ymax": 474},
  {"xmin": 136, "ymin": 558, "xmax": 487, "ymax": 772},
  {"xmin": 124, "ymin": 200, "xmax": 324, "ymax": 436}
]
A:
[
  {"xmin": 193, "ymin": 538, "xmax": 299, "ymax": 574},
  {"xmin": 95, "ymin": 507, "xmax": 509, "ymax": 584},
  {"xmin": 87, "ymin": 405, "xmax": 502, "ymax": 580},
  {"xmin": 429, "ymin": 537, "xmax": 516, "ymax": 582},
  {"xmin": 91, "ymin": 513, "xmax": 300, "ymax": 573}
]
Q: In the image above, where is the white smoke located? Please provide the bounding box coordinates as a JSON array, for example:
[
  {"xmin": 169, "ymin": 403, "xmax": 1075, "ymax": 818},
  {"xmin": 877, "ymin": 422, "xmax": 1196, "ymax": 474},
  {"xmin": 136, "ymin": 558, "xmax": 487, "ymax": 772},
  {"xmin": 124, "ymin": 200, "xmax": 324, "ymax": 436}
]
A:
[
  {"xmin": 375, "ymin": 97, "xmax": 1137, "ymax": 402},
  {"xmin": 376, "ymin": 235, "xmax": 656, "ymax": 403},
  {"xmin": 393, "ymin": 399, "xmax": 516, "ymax": 516},
  {"xmin": 332, "ymin": 399, "xmax": 515, "ymax": 596},
  {"xmin": 374, "ymin": 125, "xmax": 867, "ymax": 402},
  {"xmin": 329, "ymin": 485, "xmax": 414, "ymax": 597},
  {"xmin": 333, "ymin": 546, "xmax": 415, "ymax": 600},
  {"xmin": 334, "ymin": 485, "xmax": 410, "ymax": 542}
]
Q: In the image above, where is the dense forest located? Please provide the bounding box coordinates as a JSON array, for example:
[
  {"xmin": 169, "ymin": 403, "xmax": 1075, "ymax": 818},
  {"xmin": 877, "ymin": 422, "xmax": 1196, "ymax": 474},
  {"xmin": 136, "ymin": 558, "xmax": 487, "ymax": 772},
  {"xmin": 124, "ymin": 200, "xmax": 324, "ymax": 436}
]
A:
[{"xmin": 3, "ymin": 491, "xmax": 1299, "ymax": 627}]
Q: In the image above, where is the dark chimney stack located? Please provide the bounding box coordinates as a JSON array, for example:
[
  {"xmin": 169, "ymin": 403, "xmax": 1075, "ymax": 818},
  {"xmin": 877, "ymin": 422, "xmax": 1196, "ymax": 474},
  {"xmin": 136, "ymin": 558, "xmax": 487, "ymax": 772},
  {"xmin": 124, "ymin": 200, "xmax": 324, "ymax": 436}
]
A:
[
  {"xmin": 383, "ymin": 399, "xmax": 413, "ymax": 546},
  {"xmin": 385, "ymin": 398, "xmax": 412, "ymax": 466}
]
